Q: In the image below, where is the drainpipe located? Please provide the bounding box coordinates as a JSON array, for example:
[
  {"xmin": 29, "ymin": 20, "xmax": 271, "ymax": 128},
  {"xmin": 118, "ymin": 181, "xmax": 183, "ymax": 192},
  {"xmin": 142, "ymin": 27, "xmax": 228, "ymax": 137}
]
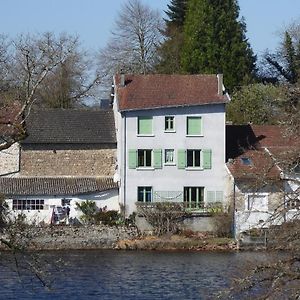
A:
[
  {"xmin": 233, "ymin": 180, "xmax": 236, "ymax": 240},
  {"xmin": 122, "ymin": 113, "xmax": 127, "ymax": 219}
]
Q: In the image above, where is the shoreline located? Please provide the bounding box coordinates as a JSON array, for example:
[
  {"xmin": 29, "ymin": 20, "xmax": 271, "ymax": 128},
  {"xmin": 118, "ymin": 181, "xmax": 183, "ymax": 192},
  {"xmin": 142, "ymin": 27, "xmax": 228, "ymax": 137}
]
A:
[{"xmin": 0, "ymin": 224, "xmax": 238, "ymax": 252}]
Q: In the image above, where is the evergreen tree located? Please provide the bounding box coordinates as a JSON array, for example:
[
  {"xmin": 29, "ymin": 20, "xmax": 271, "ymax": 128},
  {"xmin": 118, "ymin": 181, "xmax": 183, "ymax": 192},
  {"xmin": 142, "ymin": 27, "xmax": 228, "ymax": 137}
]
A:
[
  {"xmin": 181, "ymin": 0, "xmax": 256, "ymax": 92},
  {"xmin": 265, "ymin": 31, "xmax": 300, "ymax": 84},
  {"xmin": 155, "ymin": 0, "xmax": 187, "ymax": 74}
]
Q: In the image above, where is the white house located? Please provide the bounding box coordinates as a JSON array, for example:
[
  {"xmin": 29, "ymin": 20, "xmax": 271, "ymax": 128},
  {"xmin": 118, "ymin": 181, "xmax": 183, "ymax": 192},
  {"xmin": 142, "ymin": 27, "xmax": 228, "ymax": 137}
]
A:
[
  {"xmin": 226, "ymin": 124, "xmax": 300, "ymax": 237},
  {"xmin": 113, "ymin": 74, "xmax": 230, "ymax": 216}
]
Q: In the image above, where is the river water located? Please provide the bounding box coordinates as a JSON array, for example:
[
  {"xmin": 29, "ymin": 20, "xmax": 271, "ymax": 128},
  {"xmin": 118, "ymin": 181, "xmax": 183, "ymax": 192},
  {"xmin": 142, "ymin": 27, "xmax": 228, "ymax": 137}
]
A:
[{"xmin": 0, "ymin": 250, "xmax": 269, "ymax": 300}]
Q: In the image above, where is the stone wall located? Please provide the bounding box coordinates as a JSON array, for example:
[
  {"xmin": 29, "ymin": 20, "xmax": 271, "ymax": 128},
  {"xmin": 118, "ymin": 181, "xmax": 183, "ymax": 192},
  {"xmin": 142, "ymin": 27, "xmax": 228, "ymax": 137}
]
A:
[
  {"xmin": 0, "ymin": 143, "xmax": 19, "ymax": 176},
  {"xmin": 20, "ymin": 144, "xmax": 116, "ymax": 176}
]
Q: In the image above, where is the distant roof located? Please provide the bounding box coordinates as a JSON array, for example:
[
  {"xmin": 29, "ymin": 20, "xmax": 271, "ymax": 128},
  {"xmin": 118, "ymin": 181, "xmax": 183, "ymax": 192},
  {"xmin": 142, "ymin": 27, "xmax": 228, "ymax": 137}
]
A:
[
  {"xmin": 22, "ymin": 109, "xmax": 116, "ymax": 144},
  {"xmin": 0, "ymin": 177, "xmax": 117, "ymax": 196},
  {"xmin": 115, "ymin": 74, "xmax": 228, "ymax": 111}
]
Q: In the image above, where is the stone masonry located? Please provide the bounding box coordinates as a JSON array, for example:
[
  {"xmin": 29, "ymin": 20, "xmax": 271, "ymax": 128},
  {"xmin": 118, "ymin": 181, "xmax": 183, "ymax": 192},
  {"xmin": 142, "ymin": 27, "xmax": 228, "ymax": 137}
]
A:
[
  {"xmin": 0, "ymin": 143, "xmax": 19, "ymax": 176},
  {"xmin": 20, "ymin": 144, "xmax": 116, "ymax": 177}
]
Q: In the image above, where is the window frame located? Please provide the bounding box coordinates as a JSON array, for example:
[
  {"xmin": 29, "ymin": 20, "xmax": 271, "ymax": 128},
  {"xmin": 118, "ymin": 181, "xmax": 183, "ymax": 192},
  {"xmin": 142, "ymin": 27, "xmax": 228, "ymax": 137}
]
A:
[
  {"xmin": 186, "ymin": 116, "xmax": 203, "ymax": 136},
  {"xmin": 137, "ymin": 186, "xmax": 153, "ymax": 202},
  {"xmin": 164, "ymin": 149, "xmax": 175, "ymax": 165},
  {"xmin": 184, "ymin": 186, "xmax": 204, "ymax": 209},
  {"xmin": 164, "ymin": 116, "xmax": 175, "ymax": 132},
  {"xmin": 186, "ymin": 149, "xmax": 201, "ymax": 168},
  {"xmin": 12, "ymin": 199, "xmax": 45, "ymax": 211},
  {"xmin": 137, "ymin": 149, "xmax": 152, "ymax": 168},
  {"xmin": 137, "ymin": 116, "xmax": 153, "ymax": 136}
]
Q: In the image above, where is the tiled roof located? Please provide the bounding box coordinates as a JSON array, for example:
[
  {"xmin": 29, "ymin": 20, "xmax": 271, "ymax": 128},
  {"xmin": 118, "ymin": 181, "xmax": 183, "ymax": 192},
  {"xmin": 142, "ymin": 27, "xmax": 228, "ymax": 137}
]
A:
[
  {"xmin": 22, "ymin": 109, "xmax": 116, "ymax": 144},
  {"xmin": 0, "ymin": 177, "xmax": 118, "ymax": 196},
  {"xmin": 226, "ymin": 124, "xmax": 299, "ymax": 180},
  {"xmin": 115, "ymin": 74, "xmax": 228, "ymax": 111}
]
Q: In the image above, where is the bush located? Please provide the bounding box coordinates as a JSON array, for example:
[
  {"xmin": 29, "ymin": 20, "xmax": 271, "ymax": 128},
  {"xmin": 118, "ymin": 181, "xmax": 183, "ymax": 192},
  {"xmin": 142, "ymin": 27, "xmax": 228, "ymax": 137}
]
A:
[
  {"xmin": 136, "ymin": 202, "xmax": 188, "ymax": 236},
  {"xmin": 93, "ymin": 210, "xmax": 120, "ymax": 226}
]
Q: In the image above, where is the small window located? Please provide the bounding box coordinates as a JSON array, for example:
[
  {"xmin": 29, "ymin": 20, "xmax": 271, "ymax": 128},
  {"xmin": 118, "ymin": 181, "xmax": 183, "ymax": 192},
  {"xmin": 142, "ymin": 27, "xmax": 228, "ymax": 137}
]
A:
[
  {"xmin": 247, "ymin": 194, "xmax": 268, "ymax": 211},
  {"xmin": 165, "ymin": 149, "xmax": 175, "ymax": 164},
  {"xmin": 138, "ymin": 187, "xmax": 152, "ymax": 202},
  {"xmin": 138, "ymin": 116, "xmax": 153, "ymax": 135},
  {"xmin": 187, "ymin": 150, "xmax": 201, "ymax": 167},
  {"xmin": 286, "ymin": 196, "xmax": 300, "ymax": 210},
  {"xmin": 241, "ymin": 157, "xmax": 252, "ymax": 165},
  {"xmin": 138, "ymin": 149, "xmax": 152, "ymax": 167},
  {"xmin": 187, "ymin": 116, "xmax": 202, "ymax": 135},
  {"xmin": 165, "ymin": 116, "xmax": 175, "ymax": 132}
]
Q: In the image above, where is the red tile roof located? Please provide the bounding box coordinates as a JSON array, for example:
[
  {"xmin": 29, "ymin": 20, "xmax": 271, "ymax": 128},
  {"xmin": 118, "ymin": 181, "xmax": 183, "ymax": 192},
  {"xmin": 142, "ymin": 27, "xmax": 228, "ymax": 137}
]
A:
[{"xmin": 115, "ymin": 74, "xmax": 228, "ymax": 111}]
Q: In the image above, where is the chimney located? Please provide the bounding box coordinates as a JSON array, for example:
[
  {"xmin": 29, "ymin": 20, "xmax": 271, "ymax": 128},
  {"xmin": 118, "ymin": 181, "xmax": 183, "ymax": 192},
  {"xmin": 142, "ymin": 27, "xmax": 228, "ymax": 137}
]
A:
[
  {"xmin": 120, "ymin": 71, "xmax": 125, "ymax": 87},
  {"xmin": 217, "ymin": 74, "xmax": 223, "ymax": 96}
]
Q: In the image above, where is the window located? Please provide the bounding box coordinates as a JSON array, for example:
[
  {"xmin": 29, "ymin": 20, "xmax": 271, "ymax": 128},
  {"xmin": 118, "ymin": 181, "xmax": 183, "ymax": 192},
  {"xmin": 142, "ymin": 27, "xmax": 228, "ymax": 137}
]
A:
[
  {"xmin": 246, "ymin": 194, "xmax": 268, "ymax": 211},
  {"xmin": 165, "ymin": 116, "xmax": 175, "ymax": 132},
  {"xmin": 138, "ymin": 187, "xmax": 152, "ymax": 202},
  {"xmin": 286, "ymin": 196, "xmax": 300, "ymax": 210},
  {"xmin": 187, "ymin": 116, "xmax": 202, "ymax": 135},
  {"xmin": 241, "ymin": 157, "xmax": 252, "ymax": 165},
  {"xmin": 165, "ymin": 149, "xmax": 175, "ymax": 164},
  {"xmin": 13, "ymin": 199, "xmax": 44, "ymax": 210},
  {"xmin": 187, "ymin": 150, "xmax": 201, "ymax": 167},
  {"xmin": 138, "ymin": 116, "xmax": 153, "ymax": 135},
  {"xmin": 138, "ymin": 149, "xmax": 152, "ymax": 167},
  {"xmin": 184, "ymin": 187, "xmax": 204, "ymax": 209}
]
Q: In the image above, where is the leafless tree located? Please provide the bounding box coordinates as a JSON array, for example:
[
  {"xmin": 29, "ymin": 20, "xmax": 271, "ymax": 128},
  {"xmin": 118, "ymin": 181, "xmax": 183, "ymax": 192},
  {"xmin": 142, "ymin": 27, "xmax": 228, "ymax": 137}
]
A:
[
  {"xmin": 98, "ymin": 0, "xmax": 163, "ymax": 86},
  {"xmin": 0, "ymin": 32, "xmax": 101, "ymax": 151}
]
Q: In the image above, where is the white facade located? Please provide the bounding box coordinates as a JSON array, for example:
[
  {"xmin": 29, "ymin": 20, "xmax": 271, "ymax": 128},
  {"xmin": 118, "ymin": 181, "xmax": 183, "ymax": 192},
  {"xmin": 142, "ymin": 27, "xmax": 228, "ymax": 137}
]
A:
[
  {"xmin": 114, "ymin": 101, "xmax": 228, "ymax": 215},
  {"xmin": 5, "ymin": 189, "xmax": 119, "ymax": 225}
]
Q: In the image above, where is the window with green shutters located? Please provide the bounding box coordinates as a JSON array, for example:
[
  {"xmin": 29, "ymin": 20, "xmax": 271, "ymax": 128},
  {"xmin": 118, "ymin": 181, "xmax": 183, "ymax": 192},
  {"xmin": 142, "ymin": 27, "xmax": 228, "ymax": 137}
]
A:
[
  {"xmin": 187, "ymin": 116, "xmax": 202, "ymax": 136},
  {"xmin": 128, "ymin": 149, "xmax": 137, "ymax": 169},
  {"xmin": 177, "ymin": 149, "xmax": 212, "ymax": 169},
  {"xmin": 128, "ymin": 149, "xmax": 162, "ymax": 169},
  {"xmin": 137, "ymin": 116, "xmax": 153, "ymax": 135},
  {"xmin": 153, "ymin": 149, "xmax": 162, "ymax": 168}
]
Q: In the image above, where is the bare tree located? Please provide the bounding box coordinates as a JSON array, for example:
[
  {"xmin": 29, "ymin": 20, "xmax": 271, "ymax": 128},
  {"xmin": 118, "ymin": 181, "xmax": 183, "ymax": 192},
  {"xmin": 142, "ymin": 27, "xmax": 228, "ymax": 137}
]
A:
[
  {"xmin": 98, "ymin": 0, "xmax": 163, "ymax": 85},
  {"xmin": 0, "ymin": 32, "xmax": 101, "ymax": 151}
]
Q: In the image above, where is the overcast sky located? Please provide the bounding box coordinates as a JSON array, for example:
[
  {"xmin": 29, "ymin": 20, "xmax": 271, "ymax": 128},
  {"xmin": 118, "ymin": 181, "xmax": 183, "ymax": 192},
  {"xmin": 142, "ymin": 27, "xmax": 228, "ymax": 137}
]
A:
[{"xmin": 1, "ymin": 0, "xmax": 300, "ymax": 57}]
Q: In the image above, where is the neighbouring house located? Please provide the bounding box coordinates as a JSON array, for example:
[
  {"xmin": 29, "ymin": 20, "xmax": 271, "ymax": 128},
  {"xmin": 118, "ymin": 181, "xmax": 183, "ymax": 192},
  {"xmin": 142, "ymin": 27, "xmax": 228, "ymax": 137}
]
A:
[
  {"xmin": 226, "ymin": 124, "xmax": 300, "ymax": 237},
  {"xmin": 0, "ymin": 177, "xmax": 118, "ymax": 224},
  {"xmin": 0, "ymin": 108, "xmax": 119, "ymax": 224},
  {"xmin": 112, "ymin": 74, "xmax": 230, "ymax": 218}
]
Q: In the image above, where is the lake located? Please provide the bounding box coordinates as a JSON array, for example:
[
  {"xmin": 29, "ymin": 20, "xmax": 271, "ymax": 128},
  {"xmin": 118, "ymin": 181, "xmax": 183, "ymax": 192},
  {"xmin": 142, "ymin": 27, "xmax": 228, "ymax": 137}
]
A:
[{"xmin": 0, "ymin": 250, "xmax": 269, "ymax": 299}]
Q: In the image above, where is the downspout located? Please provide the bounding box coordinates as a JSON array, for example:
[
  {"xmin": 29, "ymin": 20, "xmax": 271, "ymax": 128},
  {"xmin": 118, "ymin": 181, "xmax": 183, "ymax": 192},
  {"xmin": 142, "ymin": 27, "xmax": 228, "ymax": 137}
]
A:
[
  {"xmin": 123, "ymin": 113, "xmax": 127, "ymax": 219},
  {"xmin": 233, "ymin": 180, "xmax": 236, "ymax": 240}
]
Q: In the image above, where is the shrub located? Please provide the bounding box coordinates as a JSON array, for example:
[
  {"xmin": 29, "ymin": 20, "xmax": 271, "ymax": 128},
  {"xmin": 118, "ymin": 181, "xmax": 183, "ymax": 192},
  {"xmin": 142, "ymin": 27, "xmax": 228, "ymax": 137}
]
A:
[{"xmin": 93, "ymin": 210, "xmax": 120, "ymax": 226}]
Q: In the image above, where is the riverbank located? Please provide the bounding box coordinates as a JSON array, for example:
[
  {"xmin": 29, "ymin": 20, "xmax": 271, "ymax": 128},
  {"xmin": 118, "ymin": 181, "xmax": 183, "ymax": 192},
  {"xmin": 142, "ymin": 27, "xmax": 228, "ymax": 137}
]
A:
[{"xmin": 0, "ymin": 225, "xmax": 236, "ymax": 251}]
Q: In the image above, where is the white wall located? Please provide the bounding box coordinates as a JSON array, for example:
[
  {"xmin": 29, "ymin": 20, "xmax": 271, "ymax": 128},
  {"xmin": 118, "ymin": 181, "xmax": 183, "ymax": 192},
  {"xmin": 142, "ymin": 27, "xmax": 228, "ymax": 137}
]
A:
[
  {"xmin": 5, "ymin": 189, "xmax": 119, "ymax": 225},
  {"xmin": 119, "ymin": 104, "xmax": 227, "ymax": 214}
]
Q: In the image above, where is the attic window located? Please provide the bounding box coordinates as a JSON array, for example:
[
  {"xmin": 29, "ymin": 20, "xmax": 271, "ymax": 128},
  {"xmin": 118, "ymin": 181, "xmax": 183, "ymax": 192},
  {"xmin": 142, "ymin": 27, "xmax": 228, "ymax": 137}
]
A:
[{"xmin": 241, "ymin": 157, "xmax": 252, "ymax": 166}]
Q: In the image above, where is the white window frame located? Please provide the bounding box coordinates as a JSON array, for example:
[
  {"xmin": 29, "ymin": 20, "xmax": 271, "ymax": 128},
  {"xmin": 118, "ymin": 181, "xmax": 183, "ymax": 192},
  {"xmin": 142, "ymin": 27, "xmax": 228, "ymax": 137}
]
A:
[
  {"xmin": 164, "ymin": 116, "xmax": 175, "ymax": 132},
  {"xmin": 137, "ymin": 149, "xmax": 153, "ymax": 168},
  {"xmin": 12, "ymin": 199, "xmax": 45, "ymax": 211},
  {"xmin": 164, "ymin": 149, "xmax": 175, "ymax": 165},
  {"xmin": 137, "ymin": 186, "xmax": 153, "ymax": 202},
  {"xmin": 186, "ymin": 149, "xmax": 201, "ymax": 168},
  {"xmin": 137, "ymin": 116, "xmax": 154, "ymax": 136},
  {"xmin": 186, "ymin": 116, "xmax": 203, "ymax": 137}
]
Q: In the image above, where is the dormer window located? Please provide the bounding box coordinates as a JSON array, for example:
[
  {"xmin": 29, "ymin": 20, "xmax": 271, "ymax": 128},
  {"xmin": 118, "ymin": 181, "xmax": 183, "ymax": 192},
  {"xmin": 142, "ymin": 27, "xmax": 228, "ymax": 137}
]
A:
[{"xmin": 241, "ymin": 157, "xmax": 252, "ymax": 166}]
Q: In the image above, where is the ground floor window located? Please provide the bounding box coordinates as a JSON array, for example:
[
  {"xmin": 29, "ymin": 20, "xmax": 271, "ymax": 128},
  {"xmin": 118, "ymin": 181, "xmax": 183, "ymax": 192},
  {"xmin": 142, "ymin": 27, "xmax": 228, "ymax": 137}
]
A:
[
  {"xmin": 13, "ymin": 199, "xmax": 45, "ymax": 210},
  {"xmin": 138, "ymin": 187, "xmax": 152, "ymax": 202},
  {"xmin": 184, "ymin": 187, "xmax": 204, "ymax": 209}
]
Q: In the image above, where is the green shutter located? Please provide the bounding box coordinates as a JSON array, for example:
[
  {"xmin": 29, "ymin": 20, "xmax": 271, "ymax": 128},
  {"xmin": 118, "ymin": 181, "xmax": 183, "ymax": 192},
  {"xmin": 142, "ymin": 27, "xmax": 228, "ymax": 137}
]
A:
[
  {"xmin": 138, "ymin": 116, "xmax": 152, "ymax": 134},
  {"xmin": 177, "ymin": 149, "xmax": 186, "ymax": 169},
  {"xmin": 187, "ymin": 117, "xmax": 202, "ymax": 135},
  {"xmin": 216, "ymin": 191, "xmax": 223, "ymax": 202},
  {"xmin": 128, "ymin": 149, "xmax": 137, "ymax": 169},
  {"xmin": 202, "ymin": 149, "xmax": 212, "ymax": 169},
  {"xmin": 207, "ymin": 191, "xmax": 215, "ymax": 202},
  {"xmin": 153, "ymin": 149, "xmax": 162, "ymax": 169}
]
